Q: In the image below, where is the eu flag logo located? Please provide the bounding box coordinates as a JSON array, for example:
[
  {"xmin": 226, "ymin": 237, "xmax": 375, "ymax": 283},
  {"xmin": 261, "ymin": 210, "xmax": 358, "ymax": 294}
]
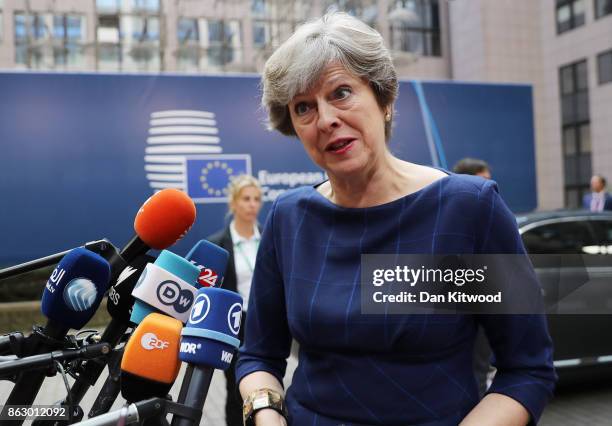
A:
[{"xmin": 186, "ymin": 155, "xmax": 251, "ymax": 202}]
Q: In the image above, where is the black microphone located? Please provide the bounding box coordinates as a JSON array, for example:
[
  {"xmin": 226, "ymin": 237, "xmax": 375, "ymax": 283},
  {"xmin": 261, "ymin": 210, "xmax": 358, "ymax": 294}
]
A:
[
  {"xmin": 66, "ymin": 189, "xmax": 196, "ymax": 406},
  {"xmin": 0, "ymin": 343, "xmax": 110, "ymax": 378},
  {"xmin": 0, "ymin": 248, "xmax": 111, "ymax": 424},
  {"xmin": 172, "ymin": 287, "xmax": 243, "ymax": 426}
]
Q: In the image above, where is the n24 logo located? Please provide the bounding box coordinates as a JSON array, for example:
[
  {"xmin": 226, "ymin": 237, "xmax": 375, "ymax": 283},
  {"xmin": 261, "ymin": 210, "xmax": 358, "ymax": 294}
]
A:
[{"xmin": 197, "ymin": 267, "xmax": 218, "ymax": 287}]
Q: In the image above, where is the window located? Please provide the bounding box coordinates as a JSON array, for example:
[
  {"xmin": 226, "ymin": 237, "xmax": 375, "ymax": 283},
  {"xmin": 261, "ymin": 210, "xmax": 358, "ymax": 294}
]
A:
[
  {"xmin": 98, "ymin": 44, "xmax": 121, "ymax": 70},
  {"xmin": 131, "ymin": 0, "xmax": 159, "ymax": 13},
  {"xmin": 589, "ymin": 220, "xmax": 612, "ymax": 245},
  {"xmin": 123, "ymin": 15, "xmax": 159, "ymax": 42},
  {"xmin": 560, "ymin": 60, "xmax": 591, "ymax": 208},
  {"xmin": 96, "ymin": 5, "xmax": 160, "ymax": 72},
  {"xmin": 595, "ymin": 0, "xmax": 612, "ymax": 18},
  {"xmin": 252, "ymin": 0, "xmax": 266, "ymax": 16},
  {"xmin": 388, "ymin": 0, "xmax": 441, "ymax": 57},
  {"xmin": 120, "ymin": 15, "xmax": 160, "ymax": 71},
  {"xmin": 522, "ymin": 221, "xmax": 596, "ymax": 255},
  {"xmin": 597, "ymin": 49, "xmax": 612, "ymax": 85},
  {"xmin": 252, "ymin": 20, "xmax": 267, "ymax": 47},
  {"xmin": 556, "ymin": 0, "xmax": 585, "ymax": 34},
  {"xmin": 177, "ymin": 18, "xmax": 244, "ymax": 72},
  {"xmin": 53, "ymin": 15, "xmax": 86, "ymax": 68},
  {"xmin": 251, "ymin": 1, "xmax": 311, "ymax": 52},
  {"xmin": 207, "ymin": 19, "xmax": 242, "ymax": 69},
  {"xmin": 96, "ymin": 0, "xmax": 120, "ymax": 13},
  {"xmin": 0, "ymin": 0, "xmax": 3, "ymax": 43},
  {"xmin": 97, "ymin": 14, "xmax": 120, "ymax": 43},
  {"xmin": 177, "ymin": 18, "xmax": 200, "ymax": 72},
  {"xmin": 14, "ymin": 12, "xmax": 84, "ymax": 69},
  {"xmin": 324, "ymin": 0, "xmax": 378, "ymax": 25}
]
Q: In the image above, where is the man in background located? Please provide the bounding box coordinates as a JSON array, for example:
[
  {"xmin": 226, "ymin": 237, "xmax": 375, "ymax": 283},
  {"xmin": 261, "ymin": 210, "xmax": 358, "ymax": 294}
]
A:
[
  {"xmin": 453, "ymin": 157, "xmax": 492, "ymax": 179},
  {"xmin": 583, "ymin": 175, "xmax": 612, "ymax": 212}
]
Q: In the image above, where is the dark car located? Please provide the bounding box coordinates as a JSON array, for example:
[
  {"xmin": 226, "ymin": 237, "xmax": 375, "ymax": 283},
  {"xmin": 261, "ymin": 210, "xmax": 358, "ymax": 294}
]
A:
[{"xmin": 517, "ymin": 210, "xmax": 612, "ymax": 374}]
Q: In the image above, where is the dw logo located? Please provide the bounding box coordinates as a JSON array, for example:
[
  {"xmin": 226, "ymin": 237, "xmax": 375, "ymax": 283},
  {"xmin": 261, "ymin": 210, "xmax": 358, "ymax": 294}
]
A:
[
  {"xmin": 156, "ymin": 280, "xmax": 194, "ymax": 314},
  {"xmin": 144, "ymin": 109, "xmax": 251, "ymax": 204},
  {"xmin": 189, "ymin": 293, "xmax": 211, "ymax": 325}
]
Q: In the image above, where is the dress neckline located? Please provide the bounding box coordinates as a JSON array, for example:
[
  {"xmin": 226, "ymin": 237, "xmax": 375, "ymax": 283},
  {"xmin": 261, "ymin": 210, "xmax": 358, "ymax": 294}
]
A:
[{"xmin": 310, "ymin": 169, "xmax": 452, "ymax": 212}]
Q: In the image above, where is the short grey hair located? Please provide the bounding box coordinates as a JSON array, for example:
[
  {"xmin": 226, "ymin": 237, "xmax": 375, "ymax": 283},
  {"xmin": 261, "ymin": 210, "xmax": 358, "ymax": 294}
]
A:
[{"xmin": 261, "ymin": 12, "xmax": 399, "ymax": 140}]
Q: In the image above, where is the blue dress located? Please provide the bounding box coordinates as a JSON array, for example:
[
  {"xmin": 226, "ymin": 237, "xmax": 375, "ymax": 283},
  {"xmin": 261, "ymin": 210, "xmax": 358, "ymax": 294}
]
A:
[{"xmin": 236, "ymin": 173, "xmax": 556, "ymax": 426}]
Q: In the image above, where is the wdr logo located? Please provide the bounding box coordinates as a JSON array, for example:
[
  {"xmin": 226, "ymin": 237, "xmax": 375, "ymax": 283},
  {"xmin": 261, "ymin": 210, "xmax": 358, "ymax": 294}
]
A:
[{"xmin": 144, "ymin": 110, "xmax": 251, "ymax": 203}]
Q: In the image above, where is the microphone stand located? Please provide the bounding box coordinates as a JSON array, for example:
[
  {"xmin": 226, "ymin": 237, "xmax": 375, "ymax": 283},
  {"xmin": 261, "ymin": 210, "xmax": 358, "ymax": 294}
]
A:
[
  {"xmin": 86, "ymin": 347, "xmax": 125, "ymax": 418},
  {"xmin": 72, "ymin": 398, "xmax": 202, "ymax": 426},
  {"xmin": 0, "ymin": 333, "xmax": 24, "ymax": 357},
  {"xmin": 0, "ymin": 343, "xmax": 110, "ymax": 378},
  {"xmin": 171, "ymin": 365, "xmax": 214, "ymax": 426},
  {"xmin": 0, "ymin": 240, "xmax": 120, "ymax": 281}
]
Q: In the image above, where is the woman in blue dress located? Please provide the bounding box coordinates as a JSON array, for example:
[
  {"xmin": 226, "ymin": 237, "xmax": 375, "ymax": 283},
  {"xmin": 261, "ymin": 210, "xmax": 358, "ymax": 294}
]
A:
[{"xmin": 236, "ymin": 12, "xmax": 556, "ymax": 426}]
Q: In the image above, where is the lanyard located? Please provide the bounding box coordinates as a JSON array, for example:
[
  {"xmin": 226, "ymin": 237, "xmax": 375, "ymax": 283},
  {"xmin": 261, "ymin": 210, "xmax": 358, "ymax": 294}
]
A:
[{"xmin": 235, "ymin": 240, "xmax": 260, "ymax": 273}]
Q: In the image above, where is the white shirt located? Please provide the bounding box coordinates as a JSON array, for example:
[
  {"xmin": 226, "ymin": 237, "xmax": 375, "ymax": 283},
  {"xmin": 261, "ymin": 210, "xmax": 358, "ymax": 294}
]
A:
[
  {"xmin": 229, "ymin": 220, "xmax": 261, "ymax": 311},
  {"xmin": 591, "ymin": 192, "xmax": 605, "ymax": 212}
]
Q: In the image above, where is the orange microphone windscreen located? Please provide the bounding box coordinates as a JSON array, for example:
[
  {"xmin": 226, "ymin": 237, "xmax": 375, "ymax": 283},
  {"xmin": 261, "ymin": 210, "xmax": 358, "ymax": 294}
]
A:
[
  {"xmin": 134, "ymin": 189, "xmax": 196, "ymax": 249},
  {"xmin": 121, "ymin": 313, "xmax": 183, "ymax": 385}
]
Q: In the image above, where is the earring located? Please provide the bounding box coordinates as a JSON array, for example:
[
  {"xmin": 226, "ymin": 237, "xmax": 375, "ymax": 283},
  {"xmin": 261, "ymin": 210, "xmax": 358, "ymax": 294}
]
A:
[{"xmin": 385, "ymin": 112, "xmax": 391, "ymax": 122}]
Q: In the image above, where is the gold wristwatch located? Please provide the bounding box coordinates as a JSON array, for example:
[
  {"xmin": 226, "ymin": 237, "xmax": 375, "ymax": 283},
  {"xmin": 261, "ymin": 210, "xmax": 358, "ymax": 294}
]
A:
[{"xmin": 243, "ymin": 388, "xmax": 287, "ymax": 426}]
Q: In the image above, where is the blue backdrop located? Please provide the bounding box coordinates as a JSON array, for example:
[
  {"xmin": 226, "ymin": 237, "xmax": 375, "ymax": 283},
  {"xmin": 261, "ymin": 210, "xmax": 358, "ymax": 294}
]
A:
[{"xmin": 0, "ymin": 72, "xmax": 536, "ymax": 265}]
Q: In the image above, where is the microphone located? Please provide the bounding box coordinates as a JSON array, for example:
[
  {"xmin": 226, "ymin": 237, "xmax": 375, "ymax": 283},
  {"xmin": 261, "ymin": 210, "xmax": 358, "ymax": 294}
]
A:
[
  {"xmin": 130, "ymin": 250, "xmax": 201, "ymax": 325},
  {"xmin": 88, "ymin": 251, "xmax": 199, "ymax": 419},
  {"xmin": 107, "ymin": 188, "xmax": 197, "ymax": 324},
  {"xmin": 120, "ymin": 313, "xmax": 183, "ymax": 403},
  {"xmin": 67, "ymin": 189, "xmax": 196, "ymax": 407},
  {"xmin": 0, "ymin": 248, "xmax": 111, "ymax": 417},
  {"xmin": 88, "ymin": 241, "xmax": 228, "ymax": 416},
  {"xmin": 171, "ymin": 287, "xmax": 243, "ymax": 426},
  {"xmin": 185, "ymin": 240, "xmax": 229, "ymax": 288}
]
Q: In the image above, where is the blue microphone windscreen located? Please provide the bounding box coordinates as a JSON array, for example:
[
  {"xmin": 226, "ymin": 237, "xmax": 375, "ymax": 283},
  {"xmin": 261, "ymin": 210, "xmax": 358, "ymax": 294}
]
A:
[
  {"xmin": 130, "ymin": 250, "xmax": 200, "ymax": 324},
  {"xmin": 179, "ymin": 287, "xmax": 242, "ymax": 369},
  {"xmin": 41, "ymin": 247, "xmax": 111, "ymax": 330},
  {"xmin": 186, "ymin": 240, "xmax": 229, "ymax": 288}
]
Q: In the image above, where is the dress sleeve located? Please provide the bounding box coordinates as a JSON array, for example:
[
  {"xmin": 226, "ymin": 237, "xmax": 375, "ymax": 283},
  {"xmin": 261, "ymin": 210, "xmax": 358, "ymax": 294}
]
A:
[
  {"xmin": 474, "ymin": 180, "xmax": 557, "ymax": 424},
  {"xmin": 235, "ymin": 197, "xmax": 293, "ymax": 387}
]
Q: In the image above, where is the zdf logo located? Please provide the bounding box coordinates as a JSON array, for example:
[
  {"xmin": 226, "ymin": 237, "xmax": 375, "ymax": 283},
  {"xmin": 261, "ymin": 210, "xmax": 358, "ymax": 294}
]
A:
[{"xmin": 140, "ymin": 332, "xmax": 169, "ymax": 350}]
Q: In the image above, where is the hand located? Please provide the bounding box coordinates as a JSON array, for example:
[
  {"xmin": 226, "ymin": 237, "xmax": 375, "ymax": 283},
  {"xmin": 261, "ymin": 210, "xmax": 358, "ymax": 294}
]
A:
[{"xmin": 254, "ymin": 409, "xmax": 287, "ymax": 426}]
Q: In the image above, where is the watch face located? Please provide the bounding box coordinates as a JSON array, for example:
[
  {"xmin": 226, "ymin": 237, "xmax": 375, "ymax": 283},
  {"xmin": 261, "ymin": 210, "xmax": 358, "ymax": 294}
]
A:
[{"xmin": 252, "ymin": 395, "xmax": 270, "ymax": 410}]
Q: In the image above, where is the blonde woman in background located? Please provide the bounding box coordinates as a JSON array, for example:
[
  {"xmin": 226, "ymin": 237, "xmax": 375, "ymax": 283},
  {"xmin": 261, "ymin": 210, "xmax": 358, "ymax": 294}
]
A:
[{"xmin": 207, "ymin": 175, "xmax": 263, "ymax": 426}]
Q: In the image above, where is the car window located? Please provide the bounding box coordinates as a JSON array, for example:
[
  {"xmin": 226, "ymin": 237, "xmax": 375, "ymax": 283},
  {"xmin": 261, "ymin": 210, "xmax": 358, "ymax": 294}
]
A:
[
  {"xmin": 522, "ymin": 220, "xmax": 596, "ymax": 254},
  {"xmin": 586, "ymin": 220, "xmax": 612, "ymax": 254}
]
